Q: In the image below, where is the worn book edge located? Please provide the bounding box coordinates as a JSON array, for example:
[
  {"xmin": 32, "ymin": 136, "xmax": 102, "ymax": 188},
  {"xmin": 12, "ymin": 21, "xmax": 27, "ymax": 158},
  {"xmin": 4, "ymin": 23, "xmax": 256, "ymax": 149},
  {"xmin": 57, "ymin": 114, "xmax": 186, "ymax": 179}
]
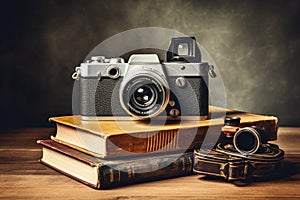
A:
[
  {"xmin": 51, "ymin": 136, "xmax": 107, "ymax": 158},
  {"xmin": 37, "ymin": 139, "xmax": 194, "ymax": 189}
]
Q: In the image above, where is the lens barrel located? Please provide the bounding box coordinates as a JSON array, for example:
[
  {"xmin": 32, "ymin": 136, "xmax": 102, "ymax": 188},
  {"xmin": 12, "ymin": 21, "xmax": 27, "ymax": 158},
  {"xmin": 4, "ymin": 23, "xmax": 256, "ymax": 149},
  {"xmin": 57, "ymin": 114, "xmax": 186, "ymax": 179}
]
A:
[
  {"xmin": 233, "ymin": 126, "xmax": 267, "ymax": 155},
  {"xmin": 119, "ymin": 68, "xmax": 170, "ymax": 119}
]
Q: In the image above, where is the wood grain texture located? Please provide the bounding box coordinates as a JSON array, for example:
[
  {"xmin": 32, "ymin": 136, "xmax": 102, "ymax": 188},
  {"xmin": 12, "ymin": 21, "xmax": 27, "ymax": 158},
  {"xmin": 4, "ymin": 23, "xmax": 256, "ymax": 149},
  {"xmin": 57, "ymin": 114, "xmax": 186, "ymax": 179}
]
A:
[{"xmin": 0, "ymin": 127, "xmax": 299, "ymax": 199}]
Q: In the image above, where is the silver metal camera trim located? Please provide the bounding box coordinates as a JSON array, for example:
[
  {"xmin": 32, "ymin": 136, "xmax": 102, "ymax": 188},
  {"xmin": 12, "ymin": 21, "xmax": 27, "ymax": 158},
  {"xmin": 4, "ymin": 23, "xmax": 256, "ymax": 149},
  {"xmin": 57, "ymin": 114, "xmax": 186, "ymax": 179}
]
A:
[
  {"xmin": 79, "ymin": 54, "xmax": 209, "ymax": 78},
  {"xmin": 78, "ymin": 54, "xmax": 208, "ymax": 120}
]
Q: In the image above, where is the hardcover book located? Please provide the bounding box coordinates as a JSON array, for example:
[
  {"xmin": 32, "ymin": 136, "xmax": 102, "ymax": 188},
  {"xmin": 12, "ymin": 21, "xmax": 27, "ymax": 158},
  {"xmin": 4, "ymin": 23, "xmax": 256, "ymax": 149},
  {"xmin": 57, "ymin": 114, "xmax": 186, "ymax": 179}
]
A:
[
  {"xmin": 49, "ymin": 107, "xmax": 278, "ymax": 158},
  {"xmin": 38, "ymin": 140, "xmax": 194, "ymax": 189}
]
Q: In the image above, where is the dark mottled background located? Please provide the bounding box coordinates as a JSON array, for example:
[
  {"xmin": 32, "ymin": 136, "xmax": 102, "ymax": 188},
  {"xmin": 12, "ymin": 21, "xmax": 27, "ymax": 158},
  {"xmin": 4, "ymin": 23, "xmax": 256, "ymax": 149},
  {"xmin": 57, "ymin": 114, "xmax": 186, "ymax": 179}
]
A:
[{"xmin": 1, "ymin": 0, "xmax": 300, "ymax": 129}]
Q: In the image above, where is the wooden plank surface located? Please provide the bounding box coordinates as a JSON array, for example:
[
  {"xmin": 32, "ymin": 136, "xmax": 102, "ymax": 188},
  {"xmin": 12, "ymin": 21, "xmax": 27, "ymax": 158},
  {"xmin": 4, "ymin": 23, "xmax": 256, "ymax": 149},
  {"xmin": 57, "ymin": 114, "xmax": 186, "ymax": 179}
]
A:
[{"xmin": 0, "ymin": 127, "xmax": 299, "ymax": 199}]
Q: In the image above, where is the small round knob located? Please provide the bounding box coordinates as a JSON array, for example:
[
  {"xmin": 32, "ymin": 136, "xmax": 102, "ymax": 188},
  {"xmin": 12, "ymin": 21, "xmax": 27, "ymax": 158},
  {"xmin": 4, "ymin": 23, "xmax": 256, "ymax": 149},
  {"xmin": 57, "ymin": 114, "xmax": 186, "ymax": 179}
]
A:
[
  {"xmin": 169, "ymin": 100, "xmax": 175, "ymax": 107},
  {"xmin": 175, "ymin": 77, "xmax": 186, "ymax": 88},
  {"xmin": 91, "ymin": 56, "xmax": 105, "ymax": 62},
  {"xmin": 169, "ymin": 109, "xmax": 180, "ymax": 118}
]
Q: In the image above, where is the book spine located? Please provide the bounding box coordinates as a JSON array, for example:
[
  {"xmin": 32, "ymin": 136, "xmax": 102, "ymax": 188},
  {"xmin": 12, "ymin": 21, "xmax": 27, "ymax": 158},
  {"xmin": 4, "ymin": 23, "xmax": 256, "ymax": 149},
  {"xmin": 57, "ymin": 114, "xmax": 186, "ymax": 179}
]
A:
[{"xmin": 98, "ymin": 153, "xmax": 194, "ymax": 189}]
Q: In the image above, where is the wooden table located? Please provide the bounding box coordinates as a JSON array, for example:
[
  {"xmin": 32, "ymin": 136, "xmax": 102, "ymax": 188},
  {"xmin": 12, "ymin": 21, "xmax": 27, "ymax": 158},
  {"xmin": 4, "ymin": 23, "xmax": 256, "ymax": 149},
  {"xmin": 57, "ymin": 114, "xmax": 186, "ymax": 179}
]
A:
[{"xmin": 1, "ymin": 127, "xmax": 299, "ymax": 199}]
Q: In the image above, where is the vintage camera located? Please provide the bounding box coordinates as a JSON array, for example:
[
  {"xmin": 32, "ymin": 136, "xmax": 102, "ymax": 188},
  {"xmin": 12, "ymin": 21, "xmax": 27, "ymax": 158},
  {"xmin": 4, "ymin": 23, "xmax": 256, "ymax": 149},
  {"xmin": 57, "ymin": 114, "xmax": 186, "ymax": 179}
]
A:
[
  {"xmin": 219, "ymin": 117, "xmax": 268, "ymax": 155},
  {"xmin": 193, "ymin": 116, "xmax": 284, "ymax": 184},
  {"xmin": 74, "ymin": 37, "xmax": 211, "ymax": 120}
]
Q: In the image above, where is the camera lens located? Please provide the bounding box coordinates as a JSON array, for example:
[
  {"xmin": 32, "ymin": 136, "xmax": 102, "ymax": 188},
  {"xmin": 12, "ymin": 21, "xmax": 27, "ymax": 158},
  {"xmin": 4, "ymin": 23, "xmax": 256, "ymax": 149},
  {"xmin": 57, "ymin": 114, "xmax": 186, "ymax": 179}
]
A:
[
  {"xmin": 132, "ymin": 84, "xmax": 157, "ymax": 108},
  {"xmin": 234, "ymin": 130, "xmax": 257, "ymax": 152},
  {"xmin": 120, "ymin": 69, "xmax": 170, "ymax": 119},
  {"xmin": 233, "ymin": 126, "xmax": 267, "ymax": 155}
]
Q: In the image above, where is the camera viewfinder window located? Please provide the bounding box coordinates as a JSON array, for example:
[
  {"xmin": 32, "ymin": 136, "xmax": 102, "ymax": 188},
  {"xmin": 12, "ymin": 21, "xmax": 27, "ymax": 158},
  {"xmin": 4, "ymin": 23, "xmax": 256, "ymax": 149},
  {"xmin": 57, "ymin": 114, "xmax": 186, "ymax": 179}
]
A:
[{"xmin": 177, "ymin": 43, "xmax": 189, "ymax": 56}]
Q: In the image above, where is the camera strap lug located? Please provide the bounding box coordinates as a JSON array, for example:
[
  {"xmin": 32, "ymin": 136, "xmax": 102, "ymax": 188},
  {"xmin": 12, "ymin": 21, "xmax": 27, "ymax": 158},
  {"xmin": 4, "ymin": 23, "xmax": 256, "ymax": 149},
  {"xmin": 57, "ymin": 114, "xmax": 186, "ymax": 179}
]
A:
[
  {"xmin": 209, "ymin": 65, "xmax": 217, "ymax": 78},
  {"xmin": 72, "ymin": 67, "xmax": 81, "ymax": 80},
  {"xmin": 97, "ymin": 72, "xmax": 102, "ymax": 80}
]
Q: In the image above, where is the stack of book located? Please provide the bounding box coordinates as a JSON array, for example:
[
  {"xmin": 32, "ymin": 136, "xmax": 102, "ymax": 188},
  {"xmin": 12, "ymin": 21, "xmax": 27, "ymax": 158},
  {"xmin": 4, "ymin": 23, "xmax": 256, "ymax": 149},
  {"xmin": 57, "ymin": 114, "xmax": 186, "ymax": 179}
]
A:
[{"xmin": 38, "ymin": 107, "xmax": 278, "ymax": 189}]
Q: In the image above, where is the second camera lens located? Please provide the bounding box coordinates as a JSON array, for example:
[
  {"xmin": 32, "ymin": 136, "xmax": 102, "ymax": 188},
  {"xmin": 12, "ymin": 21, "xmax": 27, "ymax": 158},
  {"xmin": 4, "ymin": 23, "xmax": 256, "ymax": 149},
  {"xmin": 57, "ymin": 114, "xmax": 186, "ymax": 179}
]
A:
[{"xmin": 233, "ymin": 126, "xmax": 267, "ymax": 155}]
